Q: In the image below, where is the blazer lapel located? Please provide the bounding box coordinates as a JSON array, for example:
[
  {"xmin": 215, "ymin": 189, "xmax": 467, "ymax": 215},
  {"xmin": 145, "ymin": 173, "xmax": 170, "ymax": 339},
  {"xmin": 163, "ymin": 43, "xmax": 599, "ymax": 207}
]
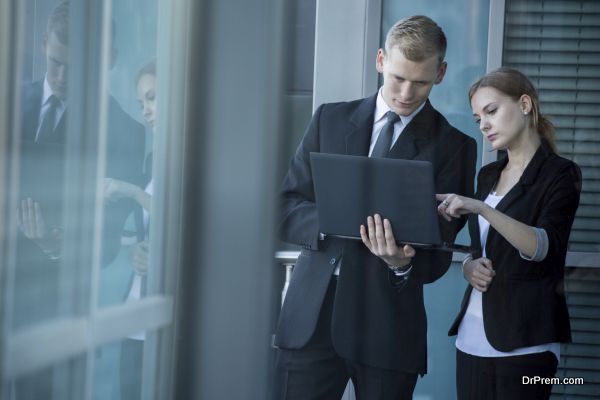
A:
[
  {"xmin": 387, "ymin": 100, "xmax": 435, "ymax": 160},
  {"xmin": 494, "ymin": 142, "xmax": 551, "ymax": 214},
  {"xmin": 345, "ymin": 94, "xmax": 376, "ymax": 156},
  {"xmin": 50, "ymin": 110, "xmax": 68, "ymax": 143},
  {"xmin": 22, "ymin": 81, "xmax": 43, "ymax": 142},
  {"xmin": 470, "ymin": 156, "xmax": 505, "ymax": 257},
  {"xmin": 478, "ymin": 142, "xmax": 552, "ymax": 257}
]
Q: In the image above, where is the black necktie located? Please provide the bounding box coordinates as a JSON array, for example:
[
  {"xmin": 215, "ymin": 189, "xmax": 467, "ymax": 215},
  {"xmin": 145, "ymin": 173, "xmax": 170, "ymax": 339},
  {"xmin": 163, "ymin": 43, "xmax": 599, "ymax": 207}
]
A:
[
  {"xmin": 371, "ymin": 111, "xmax": 400, "ymax": 158},
  {"xmin": 36, "ymin": 95, "xmax": 59, "ymax": 143}
]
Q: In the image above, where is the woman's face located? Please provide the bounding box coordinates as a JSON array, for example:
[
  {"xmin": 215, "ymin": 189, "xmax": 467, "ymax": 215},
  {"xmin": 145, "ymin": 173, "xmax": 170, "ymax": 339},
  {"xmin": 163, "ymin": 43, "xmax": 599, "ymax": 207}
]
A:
[
  {"xmin": 470, "ymin": 86, "xmax": 530, "ymax": 151},
  {"xmin": 137, "ymin": 73, "xmax": 156, "ymax": 129}
]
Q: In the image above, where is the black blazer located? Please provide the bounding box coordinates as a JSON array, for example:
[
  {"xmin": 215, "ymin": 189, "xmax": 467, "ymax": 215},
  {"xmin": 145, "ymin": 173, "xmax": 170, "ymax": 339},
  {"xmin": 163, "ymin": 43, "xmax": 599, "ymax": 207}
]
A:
[
  {"xmin": 448, "ymin": 140, "xmax": 582, "ymax": 351},
  {"xmin": 275, "ymin": 94, "xmax": 477, "ymax": 374}
]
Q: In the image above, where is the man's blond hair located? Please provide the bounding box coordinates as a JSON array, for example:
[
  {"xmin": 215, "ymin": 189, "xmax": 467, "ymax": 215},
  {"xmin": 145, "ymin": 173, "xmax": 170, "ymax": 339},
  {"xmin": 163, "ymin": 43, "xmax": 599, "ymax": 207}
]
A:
[{"xmin": 384, "ymin": 15, "xmax": 446, "ymax": 64}]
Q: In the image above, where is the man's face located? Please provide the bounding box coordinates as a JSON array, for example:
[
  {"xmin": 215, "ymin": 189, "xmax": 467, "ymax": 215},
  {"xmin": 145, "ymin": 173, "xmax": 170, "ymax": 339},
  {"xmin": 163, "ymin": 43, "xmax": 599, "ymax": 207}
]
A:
[
  {"xmin": 43, "ymin": 31, "xmax": 69, "ymax": 100},
  {"xmin": 376, "ymin": 47, "xmax": 446, "ymax": 116}
]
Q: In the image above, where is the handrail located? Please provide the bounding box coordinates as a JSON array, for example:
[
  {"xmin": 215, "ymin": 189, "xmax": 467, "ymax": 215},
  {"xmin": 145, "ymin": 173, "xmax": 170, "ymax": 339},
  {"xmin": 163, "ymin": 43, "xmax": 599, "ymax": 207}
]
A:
[{"xmin": 275, "ymin": 251, "xmax": 301, "ymax": 306}]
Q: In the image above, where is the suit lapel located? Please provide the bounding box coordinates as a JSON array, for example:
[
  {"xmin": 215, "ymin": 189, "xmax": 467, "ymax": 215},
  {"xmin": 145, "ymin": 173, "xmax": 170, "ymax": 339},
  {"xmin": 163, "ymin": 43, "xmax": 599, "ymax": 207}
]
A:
[
  {"xmin": 388, "ymin": 100, "xmax": 435, "ymax": 160},
  {"xmin": 494, "ymin": 142, "xmax": 551, "ymax": 214},
  {"xmin": 344, "ymin": 97, "xmax": 438, "ymax": 160},
  {"xmin": 22, "ymin": 81, "xmax": 43, "ymax": 142},
  {"xmin": 345, "ymin": 94, "xmax": 376, "ymax": 156},
  {"xmin": 21, "ymin": 81, "xmax": 68, "ymax": 144},
  {"xmin": 477, "ymin": 142, "xmax": 551, "ymax": 256},
  {"xmin": 388, "ymin": 129, "xmax": 417, "ymax": 159},
  {"xmin": 50, "ymin": 110, "xmax": 68, "ymax": 143},
  {"xmin": 470, "ymin": 156, "xmax": 505, "ymax": 256}
]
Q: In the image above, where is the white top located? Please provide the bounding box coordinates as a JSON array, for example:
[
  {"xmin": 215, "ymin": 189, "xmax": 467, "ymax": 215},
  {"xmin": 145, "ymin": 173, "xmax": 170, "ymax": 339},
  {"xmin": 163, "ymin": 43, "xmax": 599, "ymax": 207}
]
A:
[
  {"xmin": 126, "ymin": 179, "xmax": 153, "ymax": 341},
  {"xmin": 455, "ymin": 192, "xmax": 560, "ymax": 360},
  {"xmin": 334, "ymin": 89, "xmax": 426, "ymax": 275}
]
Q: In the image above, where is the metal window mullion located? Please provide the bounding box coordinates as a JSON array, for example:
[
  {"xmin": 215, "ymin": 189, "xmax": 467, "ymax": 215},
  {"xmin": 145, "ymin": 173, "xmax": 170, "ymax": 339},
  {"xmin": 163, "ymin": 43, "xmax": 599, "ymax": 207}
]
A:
[
  {"xmin": 0, "ymin": 0, "xmax": 25, "ymax": 390},
  {"xmin": 143, "ymin": 0, "xmax": 195, "ymax": 398},
  {"xmin": 483, "ymin": 0, "xmax": 506, "ymax": 166},
  {"xmin": 362, "ymin": 0, "xmax": 382, "ymax": 97}
]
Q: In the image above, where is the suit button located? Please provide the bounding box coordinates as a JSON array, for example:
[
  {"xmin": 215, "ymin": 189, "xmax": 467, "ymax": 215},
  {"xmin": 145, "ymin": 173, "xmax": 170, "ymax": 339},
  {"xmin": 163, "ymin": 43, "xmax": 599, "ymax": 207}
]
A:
[{"xmin": 329, "ymin": 258, "xmax": 337, "ymax": 265}]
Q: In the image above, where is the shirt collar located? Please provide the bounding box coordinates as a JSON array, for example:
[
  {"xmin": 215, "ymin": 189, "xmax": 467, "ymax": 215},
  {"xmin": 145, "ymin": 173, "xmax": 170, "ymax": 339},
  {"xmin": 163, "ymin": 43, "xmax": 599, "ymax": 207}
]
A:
[
  {"xmin": 42, "ymin": 75, "xmax": 65, "ymax": 107},
  {"xmin": 374, "ymin": 87, "xmax": 426, "ymax": 126}
]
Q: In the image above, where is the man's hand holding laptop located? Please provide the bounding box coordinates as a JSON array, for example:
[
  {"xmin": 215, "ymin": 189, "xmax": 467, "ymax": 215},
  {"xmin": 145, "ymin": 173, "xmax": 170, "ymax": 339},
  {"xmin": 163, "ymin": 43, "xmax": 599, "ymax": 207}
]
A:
[{"xmin": 360, "ymin": 213, "xmax": 416, "ymax": 269}]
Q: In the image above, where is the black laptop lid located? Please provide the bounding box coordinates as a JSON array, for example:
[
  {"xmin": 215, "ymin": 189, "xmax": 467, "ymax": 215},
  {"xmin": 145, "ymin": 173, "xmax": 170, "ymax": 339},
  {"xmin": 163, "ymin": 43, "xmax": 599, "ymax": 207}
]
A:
[{"xmin": 310, "ymin": 152, "xmax": 443, "ymax": 246}]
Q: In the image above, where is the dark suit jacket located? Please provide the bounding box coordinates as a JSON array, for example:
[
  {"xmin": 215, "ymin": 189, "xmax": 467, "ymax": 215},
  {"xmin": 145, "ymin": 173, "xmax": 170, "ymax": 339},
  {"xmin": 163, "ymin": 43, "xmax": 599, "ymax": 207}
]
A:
[
  {"xmin": 19, "ymin": 80, "xmax": 145, "ymax": 260},
  {"xmin": 448, "ymin": 140, "xmax": 581, "ymax": 351},
  {"xmin": 20, "ymin": 80, "xmax": 145, "ymax": 183},
  {"xmin": 275, "ymin": 94, "xmax": 477, "ymax": 374},
  {"xmin": 14, "ymin": 81, "xmax": 145, "ymax": 328}
]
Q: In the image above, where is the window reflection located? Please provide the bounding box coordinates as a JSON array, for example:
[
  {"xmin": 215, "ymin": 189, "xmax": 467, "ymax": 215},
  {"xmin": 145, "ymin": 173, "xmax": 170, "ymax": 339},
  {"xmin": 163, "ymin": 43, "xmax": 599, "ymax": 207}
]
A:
[
  {"xmin": 11, "ymin": 0, "xmax": 159, "ymax": 399},
  {"xmin": 14, "ymin": 0, "xmax": 149, "ymax": 329},
  {"xmin": 94, "ymin": 334, "xmax": 149, "ymax": 400},
  {"xmin": 14, "ymin": 356, "xmax": 86, "ymax": 400},
  {"xmin": 15, "ymin": 0, "xmax": 70, "ymax": 332},
  {"xmin": 98, "ymin": 59, "xmax": 156, "ymax": 400},
  {"xmin": 99, "ymin": 3, "xmax": 158, "ymax": 310}
]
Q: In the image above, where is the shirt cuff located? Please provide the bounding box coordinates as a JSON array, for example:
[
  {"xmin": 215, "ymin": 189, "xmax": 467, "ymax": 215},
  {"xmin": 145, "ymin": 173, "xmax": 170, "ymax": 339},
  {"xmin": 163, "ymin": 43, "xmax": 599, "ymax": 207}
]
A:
[
  {"xmin": 519, "ymin": 227, "xmax": 549, "ymax": 262},
  {"xmin": 462, "ymin": 254, "xmax": 473, "ymax": 269}
]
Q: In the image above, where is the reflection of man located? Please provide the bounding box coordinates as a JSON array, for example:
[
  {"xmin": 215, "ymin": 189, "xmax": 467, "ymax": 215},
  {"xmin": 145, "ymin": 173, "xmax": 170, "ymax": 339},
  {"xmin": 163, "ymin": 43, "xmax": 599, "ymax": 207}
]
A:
[
  {"xmin": 274, "ymin": 16, "xmax": 476, "ymax": 399},
  {"xmin": 14, "ymin": 3, "xmax": 145, "ymax": 397},
  {"xmin": 18, "ymin": 0, "xmax": 145, "ymax": 260},
  {"xmin": 16, "ymin": 0, "xmax": 145, "ymax": 327}
]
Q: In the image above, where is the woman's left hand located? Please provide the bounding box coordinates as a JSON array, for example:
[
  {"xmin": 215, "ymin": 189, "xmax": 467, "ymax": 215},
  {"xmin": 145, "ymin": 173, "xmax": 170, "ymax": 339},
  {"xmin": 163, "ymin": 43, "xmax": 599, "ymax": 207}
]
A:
[{"xmin": 436, "ymin": 193, "xmax": 483, "ymax": 221}]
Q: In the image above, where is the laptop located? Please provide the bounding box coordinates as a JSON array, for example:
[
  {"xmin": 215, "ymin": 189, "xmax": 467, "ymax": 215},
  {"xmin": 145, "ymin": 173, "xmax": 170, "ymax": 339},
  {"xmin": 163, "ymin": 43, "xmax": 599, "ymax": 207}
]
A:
[{"xmin": 310, "ymin": 152, "xmax": 474, "ymax": 254}]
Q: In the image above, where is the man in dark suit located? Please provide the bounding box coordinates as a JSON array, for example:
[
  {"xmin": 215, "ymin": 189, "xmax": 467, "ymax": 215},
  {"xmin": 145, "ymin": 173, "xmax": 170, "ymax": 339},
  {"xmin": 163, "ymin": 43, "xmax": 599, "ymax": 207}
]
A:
[{"xmin": 273, "ymin": 16, "xmax": 477, "ymax": 399}]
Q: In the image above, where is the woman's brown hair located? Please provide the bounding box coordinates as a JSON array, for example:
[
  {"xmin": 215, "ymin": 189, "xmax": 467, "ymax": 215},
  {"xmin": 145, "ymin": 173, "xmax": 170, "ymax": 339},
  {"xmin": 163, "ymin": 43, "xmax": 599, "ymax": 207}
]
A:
[{"xmin": 469, "ymin": 67, "xmax": 557, "ymax": 153}]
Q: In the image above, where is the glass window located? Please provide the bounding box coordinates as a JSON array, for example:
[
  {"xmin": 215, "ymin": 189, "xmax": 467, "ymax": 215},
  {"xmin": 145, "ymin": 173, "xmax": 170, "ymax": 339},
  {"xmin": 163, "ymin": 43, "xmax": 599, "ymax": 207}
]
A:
[
  {"xmin": 502, "ymin": 0, "xmax": 600, "ymax": 253},
  {"xmin": 502, "ymin": 1, "xmax": 600, "ymax": 397},
  {"xmin": 2, "ymin": 1, "xmax": 179, "ymax": 399},
  {"xmin": 12, "ymin": 356, "xmax": 86, "ymax": 399},
  {"xmin": 380, "ymin": 1, "xmax": 490, "ymax": 398},
  {"xmin": 2, "ymin": 0, "xmax": 299, "ymax": 397},
  {"xmin": 99, "ymin": 1, "xmax": 158, "ymax": 310}
]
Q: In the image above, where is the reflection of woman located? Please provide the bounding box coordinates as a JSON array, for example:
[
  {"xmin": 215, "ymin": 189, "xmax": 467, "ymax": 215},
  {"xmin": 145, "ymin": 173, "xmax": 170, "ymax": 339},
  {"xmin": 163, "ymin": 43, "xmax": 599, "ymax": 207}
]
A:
[
  {"xmin": 104, "ymin": 59, "xmax": 156, "ymax": 400},
  {"xmin": 437, "ymin": 68, "xmax": 581, "ymax": 400},
  {"xmin": 104, "ymin": 60, "xmax": 155, "ymax": 273}
]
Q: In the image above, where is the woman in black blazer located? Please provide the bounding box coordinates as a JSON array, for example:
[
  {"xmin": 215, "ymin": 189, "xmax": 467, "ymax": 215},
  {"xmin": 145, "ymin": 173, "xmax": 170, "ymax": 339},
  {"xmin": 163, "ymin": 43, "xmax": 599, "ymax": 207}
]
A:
[{"xmin": 437, "ymin": 67, "xmax": 581, "ymax": 400}]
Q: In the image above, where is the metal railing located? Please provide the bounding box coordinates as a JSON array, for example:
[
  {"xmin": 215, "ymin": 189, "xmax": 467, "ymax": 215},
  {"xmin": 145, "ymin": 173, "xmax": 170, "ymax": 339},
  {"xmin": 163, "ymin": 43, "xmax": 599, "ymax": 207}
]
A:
[
  {"xmin": 274, "ymin": 250, "xmax": 300, "ymax": 306},
  {"xmin": 273, "ymin": 249, "xmax": 357, "ymax": 399}
]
